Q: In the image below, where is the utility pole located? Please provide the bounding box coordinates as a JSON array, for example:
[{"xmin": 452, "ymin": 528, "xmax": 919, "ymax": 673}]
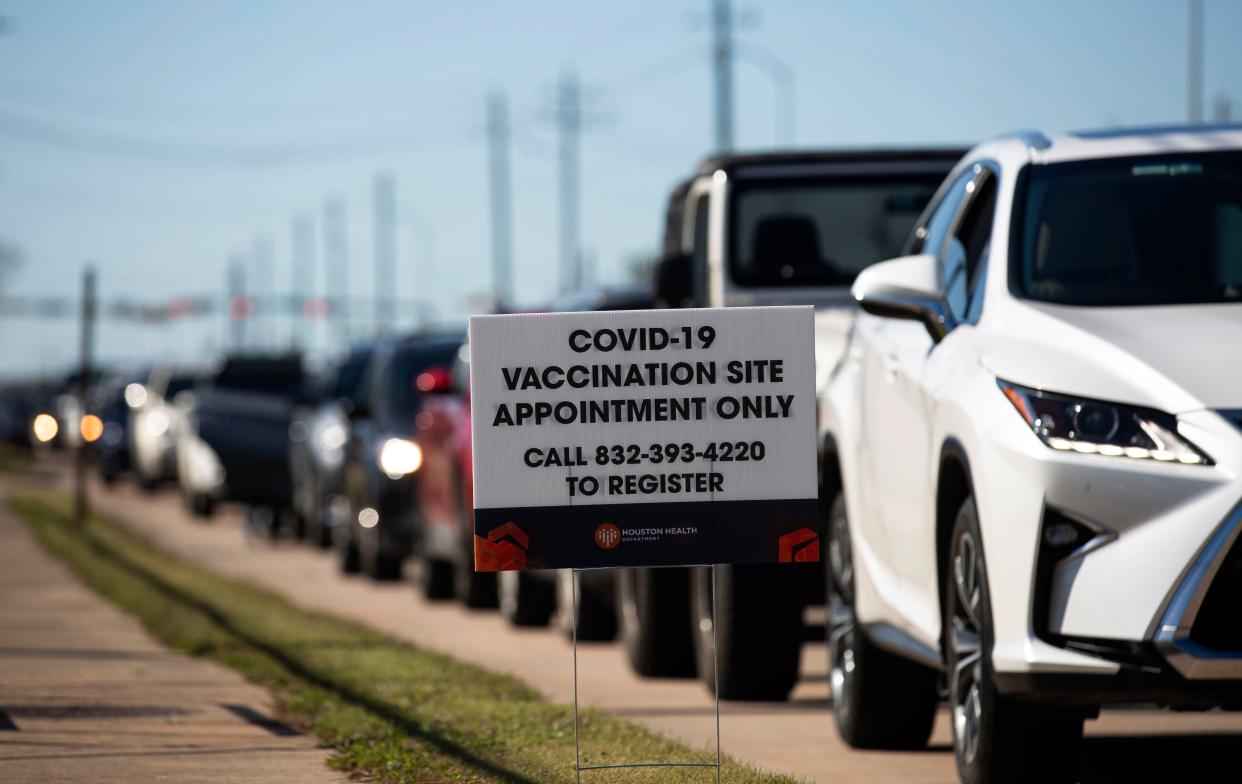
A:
[
  {"xmin": 1188, "ymin": 0, "xmax": 1204, "ymax": 124},
  {"xmin": 251, "ymin": 232, "xmax": 274, "ymax": 349},
  {"xmin": 227, "ymin": 255, "xmax": 247, "ymax": 351},
  {"xmin": 75, "ymin": 265, "xmax": 96, "ymax": 528},
  {"xmin": 487, "ymin": 89, "xmax": 514, "ymax": 307},
  {"xmin": 322, "ymin": 198, "xmax": 350, "ymax": 348},
  {"xmin": 373, "ymin": 173, "xmax": 397, "ymax": 335},
  {"xmin": 712, "ymin": 0, "xmax": 734, "ymax": 152},
  {"xmin": 403, "ymin": 208, "xmax": 437, "ymax": 327},
  {"xmin": 557, "ymin": 69, "xmax": 582, "ymax": 294},
  {"xmin": 291, "ymin": 215, "xmax": 314, "ymax": 351}
]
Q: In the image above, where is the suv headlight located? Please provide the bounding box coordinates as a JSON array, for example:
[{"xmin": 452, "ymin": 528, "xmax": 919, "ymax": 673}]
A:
[
  {"xmin": 997, "ymin": 380, "xmax": 1211, "ymax": 465},
  {"xmin": 378, "ymin": 437, "xmax": 423, "ymax": 479}
]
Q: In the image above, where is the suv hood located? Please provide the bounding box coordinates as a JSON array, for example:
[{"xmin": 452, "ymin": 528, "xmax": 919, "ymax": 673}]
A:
[{"xmin": 977, "ymin": 301, "xmax": 1242, "ymax": 413}]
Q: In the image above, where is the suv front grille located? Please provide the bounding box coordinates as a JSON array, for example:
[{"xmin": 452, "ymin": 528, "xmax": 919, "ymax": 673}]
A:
[{"xmin": 1190, "ymin": 529, "xmax": 1242, "ymax": 652}]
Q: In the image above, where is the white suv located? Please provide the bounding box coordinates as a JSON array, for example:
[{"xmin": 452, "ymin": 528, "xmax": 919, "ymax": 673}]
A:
[{"xmin": 819, "ymin": 125, "xmax": 1242, "ymax": 784}]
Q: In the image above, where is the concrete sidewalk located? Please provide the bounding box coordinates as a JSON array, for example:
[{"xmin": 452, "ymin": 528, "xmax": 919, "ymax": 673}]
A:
[{"xmin": 0, "ymin": 488, "xmax": 346, "ymax": 783}]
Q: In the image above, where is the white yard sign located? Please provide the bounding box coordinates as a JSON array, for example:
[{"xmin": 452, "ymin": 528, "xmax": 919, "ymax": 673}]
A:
[{"xmin": 469, "ymin": 306, "xmax": 819, "ymax": 571}]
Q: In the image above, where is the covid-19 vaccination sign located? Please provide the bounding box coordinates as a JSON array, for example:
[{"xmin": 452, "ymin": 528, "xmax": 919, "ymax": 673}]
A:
[{"xmin": 470, "ymin": 306, "xmax": 818, "ymax": 571}]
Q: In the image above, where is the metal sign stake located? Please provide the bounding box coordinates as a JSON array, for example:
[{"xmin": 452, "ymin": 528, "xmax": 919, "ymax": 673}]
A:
[{"xmin": 570, "ymin": 564, "xmax": 722, "ymax": 782}]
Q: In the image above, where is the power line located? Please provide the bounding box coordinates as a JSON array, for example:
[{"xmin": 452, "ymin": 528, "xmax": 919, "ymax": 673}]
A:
[
  {"xmin": 0, "ymin": 7, "xmax": 671, "ymax": 126},
  {"xmin": 0, "ymin": 105, "xmax": 474, "ymax": 168}
]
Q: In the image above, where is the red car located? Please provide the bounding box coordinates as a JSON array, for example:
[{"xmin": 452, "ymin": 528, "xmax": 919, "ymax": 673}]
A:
[
  {"xmin": 416, "ymin": 288, "xmax": 653, "ymax": 639},
  {"xmin": 412, "ymin": 343, "xmax": 498, "ymax": 607}
]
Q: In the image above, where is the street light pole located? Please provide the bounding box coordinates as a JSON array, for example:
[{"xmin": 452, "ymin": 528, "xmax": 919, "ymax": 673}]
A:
[{"xmin": 737, "ymin": 42, "xmax": 796, "ymax": 146}]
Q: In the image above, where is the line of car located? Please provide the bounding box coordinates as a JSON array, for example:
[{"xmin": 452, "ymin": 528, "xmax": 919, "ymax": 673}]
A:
[{"xmin": 3, "ymin": 123, "xmax": 1238, "ymax": 784}]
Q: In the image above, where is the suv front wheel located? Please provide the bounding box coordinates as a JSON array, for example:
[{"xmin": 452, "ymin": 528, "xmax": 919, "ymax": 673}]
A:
[
  {"xmin": 827, "ymin": 490, "xmax": 937, "ymax": 748},
  {"xmin": 946, "ymin": 496, "xmax": 1082, "ymax": 784}
]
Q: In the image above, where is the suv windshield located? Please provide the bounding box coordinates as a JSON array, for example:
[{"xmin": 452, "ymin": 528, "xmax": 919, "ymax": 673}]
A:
[
  {"xmin": 1017, "ymin": 151, "xmax": 1242, "ymax": 306},
  {"xmin": 729, "ymin": 174, "xmax": 941, "ymax": 287}
]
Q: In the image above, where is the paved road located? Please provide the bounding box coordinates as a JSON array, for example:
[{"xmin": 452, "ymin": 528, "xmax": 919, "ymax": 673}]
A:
[
  {"xmin": 0, "ymin": 480, "xmax": 347, "ymax": 784},
  {"xmin": 70, "ymin": 472, "xmax": 1242, "ymax": 783}
]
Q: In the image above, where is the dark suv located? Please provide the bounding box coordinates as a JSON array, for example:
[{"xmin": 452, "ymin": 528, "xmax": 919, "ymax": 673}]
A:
[{"xmin": 337, "ymin": 332, "xmax": 465, "ymax": 580}]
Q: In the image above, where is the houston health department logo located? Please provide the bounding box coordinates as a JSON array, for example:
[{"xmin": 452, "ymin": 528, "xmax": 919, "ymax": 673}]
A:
[{"xmin": 594, "ymin": 523, "xmax": 621, "ymax": 550}]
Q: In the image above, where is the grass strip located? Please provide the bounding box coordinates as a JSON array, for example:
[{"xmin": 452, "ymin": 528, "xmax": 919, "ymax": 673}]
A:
[{"xmin": 11, "ymin": 491, "xmax": 804, "ymax": 784}]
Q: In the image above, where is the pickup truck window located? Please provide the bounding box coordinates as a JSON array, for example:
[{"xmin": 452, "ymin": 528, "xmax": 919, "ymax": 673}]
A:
[
  {"xmin": 691, "ymin": 195, "xmax": 709, "ymax": 304},
  {"xmin": 729, "ymin": 175, "xmax": 940, "ymax": 287}
]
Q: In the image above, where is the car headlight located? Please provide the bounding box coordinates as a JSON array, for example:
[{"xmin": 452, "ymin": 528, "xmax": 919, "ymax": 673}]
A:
[
  {"xmin": 998, "ymin": 380, "xmax": 1211, "ymax": 465},
  {"xmin": 318, "ymin": 423, "xmax": 348, "ymax": 453},
  {"xmin": 146, "ymin": 409, "xmax": 170, "ymax": 438},
  {"xmin": 378, "ymin": 437, "xmax": 422, "ymax": 479}
]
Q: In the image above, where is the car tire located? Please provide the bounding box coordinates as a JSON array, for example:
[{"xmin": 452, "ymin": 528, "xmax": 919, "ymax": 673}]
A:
[
  {"xmin": 418, "ymin": 558, "xmax": 455, "ymax": 600},
  {"xmin": 946, "ymin": 496, "xmax": 1083, "ymax": 784},
  {"xmin": 190, "ymin": 493, "xmax": 216, "ymax": 519},
  {"xmin": 690, "ymin": 563, "xmax": 803, "ymax": 700},
  {"xmin": 557, "ymin": 570, "xmax": 617, "ymax": 642},
  {"xmin": 337, "ymin": 528, "xmax": 362, "ymax": 575},
  {"xmin": 455, "ymin": 557, "xmax": 498, "ymax": 609},
  {"xmin": 828, "ymin": 490, "xmax": 938, "ymax": 749},
  {"xmin": 363, "ymin": 547, "xmax": 404, "ymax": 581},
  {"xmin": 498, "ymin": 570, "xmax": 556, "ymax": 627},
  {"xmin": 453, "ymin": 518, "xmax": 497, "ymax": 608},
  {"xmin": 616, "ymin": 567, "xmax": 696, "ymax": 677},
  {"xmin": 308, "ymin": 501, "xmax": 337, "ymax": 549}
]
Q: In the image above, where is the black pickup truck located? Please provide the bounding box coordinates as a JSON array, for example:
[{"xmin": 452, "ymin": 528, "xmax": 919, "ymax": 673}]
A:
[{"xmin": 177, "ymin": 354, "xmax": 306, "ymax": 528}]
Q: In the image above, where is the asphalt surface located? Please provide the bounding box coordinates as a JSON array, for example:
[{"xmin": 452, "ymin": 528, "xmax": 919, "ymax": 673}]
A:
[
  {"xmin": 40, "ymin": 466, "xmax": 1242, "ymax": 783},
  {"xmin": 0, "ymin": 478, "xmax": 347, "ymax": 784}
]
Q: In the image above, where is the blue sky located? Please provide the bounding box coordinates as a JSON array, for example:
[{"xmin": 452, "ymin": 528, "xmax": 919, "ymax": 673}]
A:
[{"xmin": 1, "ymin": 0, "xmax": 1239, "ymax": 376}]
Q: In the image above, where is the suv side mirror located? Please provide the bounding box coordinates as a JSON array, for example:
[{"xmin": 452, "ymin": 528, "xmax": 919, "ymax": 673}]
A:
[
  {"xmin": 653, "ymin": 252, "xmax": 693, "ymax": 308},
  {"xmin": 415, "ymin": 366, "xmax": 455, "ymax": 395},
  {"xmin": 852, "ymin": 254, "xmax": 954, "ymax": 342}
]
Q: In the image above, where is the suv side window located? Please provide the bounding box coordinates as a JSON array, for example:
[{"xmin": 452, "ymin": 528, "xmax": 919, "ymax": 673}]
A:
[
  {"xmin": 943, "ymin": 168, "xmax": 998, "ymax": 323},
  {"xmin": 909, "ymin": 169, "xmax": 973, "ymax": 257}
]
